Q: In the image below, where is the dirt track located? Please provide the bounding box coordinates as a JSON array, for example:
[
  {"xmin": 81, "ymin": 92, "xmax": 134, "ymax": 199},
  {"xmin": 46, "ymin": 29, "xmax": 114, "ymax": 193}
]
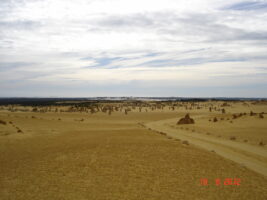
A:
[{"xmin": 145, "ymin": 118, "xmax": 267, "ymax": 177}]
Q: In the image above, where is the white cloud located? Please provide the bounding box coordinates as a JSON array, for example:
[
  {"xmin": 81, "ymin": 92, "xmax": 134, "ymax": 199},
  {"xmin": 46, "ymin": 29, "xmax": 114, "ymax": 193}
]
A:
[{"xmin": 0, "ymin": 0, "xmax": 267, "ymax": 96}]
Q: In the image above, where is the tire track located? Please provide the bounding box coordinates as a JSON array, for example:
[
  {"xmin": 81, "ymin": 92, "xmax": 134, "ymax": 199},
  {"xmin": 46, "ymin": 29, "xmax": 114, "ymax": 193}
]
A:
[{"xmin": 145, "ymin": 118, "xmax": 267, "ymax": 178}]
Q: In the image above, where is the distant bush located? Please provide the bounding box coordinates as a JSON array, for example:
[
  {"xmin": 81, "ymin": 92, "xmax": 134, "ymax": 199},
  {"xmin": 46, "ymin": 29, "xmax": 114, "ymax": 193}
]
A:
[
  {"xmin": 0, "ymin": 119, "xmax": 7, "ymax": 125},
  {"xmin": 32, "ymin": 108, "xmax": 38, "ymax": 112},
  {"xmin": 182, "ymin": 140, "xmax": 189, "ymax": 145},
  {"xmin": 259, "ymin": 141, "xmax": 265, "ymax": 146},
  {"xmin": 17, "ymin": 129, "xmax": 23, "ymax": 133},
  {"xmin": 159, "ymin": 132, "xmax": 166, "ymax": 136},
  {"xmin": 230, "ymin": 136, "xmax": 236, "ymax": 140},
  {"xmin": 250, "ymin": 111, "xmax": 256, "ymax": 116}
]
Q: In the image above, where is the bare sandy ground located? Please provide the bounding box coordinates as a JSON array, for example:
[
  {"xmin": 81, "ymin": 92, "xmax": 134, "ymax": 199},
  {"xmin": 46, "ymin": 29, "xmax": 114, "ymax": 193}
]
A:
[
  {"xmin": 145, "ymin": 118, "xmax": 267, "ymax": 177},
  {"xmin": 0, "ymin": 101, "xmax": 267, "ymax": 199}
]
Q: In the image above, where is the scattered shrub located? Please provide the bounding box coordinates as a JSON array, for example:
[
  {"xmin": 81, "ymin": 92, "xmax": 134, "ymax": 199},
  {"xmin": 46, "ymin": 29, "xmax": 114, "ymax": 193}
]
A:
[
  {"xmin": 182, "ymin": 140, "xmax": 189, "ymax": 145},
  {"xmin": 259, "ymin": 141, "xmax": 265, "ymax": 146},
  {"xmin": 250, "ymin": 111, "xmax": 255, "ymax": 116},
  {"xmin": 230, "ymin": 136, "xmax": 236, "ymax": 140},
  {"xmin": 0, "ymin": 119, "xmax": 7, "ymax": 125},
  {"xmin": 159, "ymin": 132, "xmax": 166, "ymax": 136}
]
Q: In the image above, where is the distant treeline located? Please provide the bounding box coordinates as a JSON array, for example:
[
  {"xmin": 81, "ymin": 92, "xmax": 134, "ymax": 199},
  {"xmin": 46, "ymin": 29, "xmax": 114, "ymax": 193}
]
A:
[
  {"xmin": 0, "ymin": 98, "xmax": 142, "ymax": 106},
  {"xmin": 0, "ymin": 98, "xmax": 95, "ymax": 106},
  {"xmin": 0, "ymin": 97, "xmax": 265, "ymax": 106}
]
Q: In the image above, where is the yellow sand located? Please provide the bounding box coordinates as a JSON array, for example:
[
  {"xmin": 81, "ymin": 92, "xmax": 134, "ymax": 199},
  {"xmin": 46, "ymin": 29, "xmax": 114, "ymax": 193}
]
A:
[{"xmin": 0, "ymin": 101, "xmax": 267, "ymax": 199}]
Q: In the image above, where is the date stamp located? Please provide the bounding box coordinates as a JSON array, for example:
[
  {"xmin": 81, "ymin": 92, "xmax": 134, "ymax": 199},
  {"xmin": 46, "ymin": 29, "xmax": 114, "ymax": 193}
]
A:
[{"xmin": 200, "ymin": 178, "xmax": 241, "ymax": 186}]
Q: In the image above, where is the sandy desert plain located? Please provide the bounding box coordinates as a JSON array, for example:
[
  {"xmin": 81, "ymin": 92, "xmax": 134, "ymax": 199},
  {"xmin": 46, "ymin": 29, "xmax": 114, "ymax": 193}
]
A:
[{"xmin": 0, "ymin": 99, "xmax": 267, "ymax": 200}]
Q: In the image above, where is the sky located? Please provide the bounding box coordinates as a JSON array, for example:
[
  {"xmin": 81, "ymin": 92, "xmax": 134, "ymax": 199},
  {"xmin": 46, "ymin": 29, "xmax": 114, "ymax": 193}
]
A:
[{"xmin": 0, "ymin": 0, "xmax": 267, "ymax": 97}]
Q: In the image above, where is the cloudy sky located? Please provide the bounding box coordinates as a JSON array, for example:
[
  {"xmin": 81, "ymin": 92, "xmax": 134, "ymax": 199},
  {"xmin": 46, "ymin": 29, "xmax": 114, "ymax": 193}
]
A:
[{"xmin": 0, "ymin": 0, "xmax": 267, "ymax": 97}]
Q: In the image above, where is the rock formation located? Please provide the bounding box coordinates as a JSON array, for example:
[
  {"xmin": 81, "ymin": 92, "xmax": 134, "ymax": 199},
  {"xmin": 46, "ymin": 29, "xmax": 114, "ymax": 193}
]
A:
[{"xmin": 177, "ymin": 114, "xmax": 195, "ymax": 125}]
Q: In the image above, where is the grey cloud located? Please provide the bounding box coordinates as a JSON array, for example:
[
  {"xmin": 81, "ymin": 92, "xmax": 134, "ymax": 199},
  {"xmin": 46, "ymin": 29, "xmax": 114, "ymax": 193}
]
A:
[
  {"xmin": 0, "ymin": 69, "xmax": 52, "ymax": 82},
  {"xmin": 91, "ymin": 12, "xmax": 175, "ymax": 30},
  {"xmin": 89, "ymin": 11, "xmax": 267, "ymax": 43},
  {"xmin": 223, "ymin": 1, "xmax": 267, "ymax": 10},
  {"xmin": 84, "ymin": 48, "xmax": 267, "ymax": 69},
  {"xmin": 0, "ymin": 39, "xmax": 13, "ymax": 49},
  {"xmin": 97, "ymin": 13, "xmax": 156, "ymax": 28},
  {"xmin": 156, "ymin": 13, "xmax": 267, "ymax": 42},
  {"xmin": 0, "ymin": 20, "xmax": 42, "ymax": 30},
  {"xmin": 0, "ymin": 62, "xmax": 37, "ymax": 71},
  {"xmin": 0, "ymin": 0, "xmax": 266, "ymax": 97},
  {"xmin": 136, "ymin": 56, "xmax": 248, "ymax": 68},
  {"xmin": 0, "ymin": 0, "xmax": 27, "ymax": 18}
]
